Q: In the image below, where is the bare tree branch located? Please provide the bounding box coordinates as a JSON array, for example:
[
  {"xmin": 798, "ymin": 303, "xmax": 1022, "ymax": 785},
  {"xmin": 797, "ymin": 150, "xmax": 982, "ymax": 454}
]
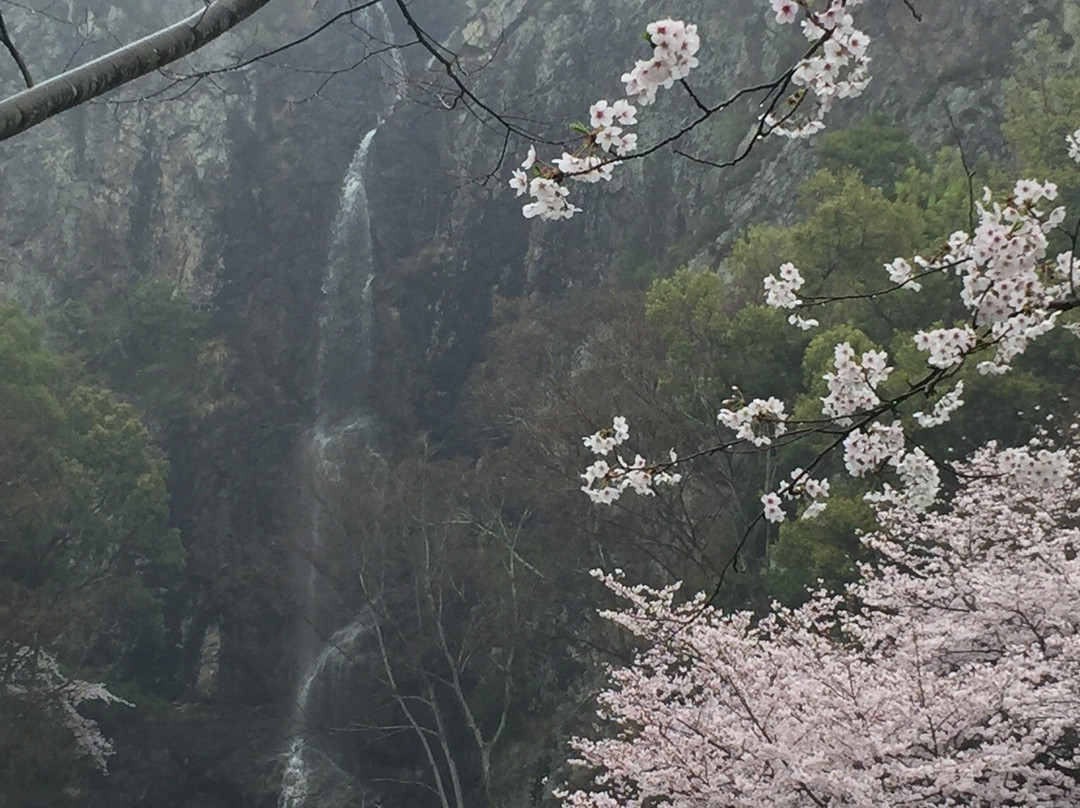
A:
[
  {"xmin": 163, "ymin": 0, "xmax": 383, "ymax": 81},
  {"xmin": 0, "ymin": 0, "xmax": 275, "ymax": 142},
  {"xmin": 391, "ymin": 0, "xmax": 542, "ymax": 142}
]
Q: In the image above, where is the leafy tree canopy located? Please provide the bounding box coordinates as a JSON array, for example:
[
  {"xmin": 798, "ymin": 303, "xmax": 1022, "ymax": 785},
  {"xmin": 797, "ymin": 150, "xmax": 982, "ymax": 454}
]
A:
[{"xmin": 0, "ymin": 303, "xmax": 184, "ymax": 795}]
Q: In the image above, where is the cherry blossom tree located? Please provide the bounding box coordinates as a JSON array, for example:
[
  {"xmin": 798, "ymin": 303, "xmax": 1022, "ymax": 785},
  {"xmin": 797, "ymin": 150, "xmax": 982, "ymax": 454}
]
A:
[
  {"xmin": 502, "ymin": 2, "xmax": 1080, "ymax": 805},
  {"xmin": 3, "ymin": 646, "xmax": 132, "ymax": 772},
  {"xmin": 560, "ymin": 441, "xmax": 1080, "ymax": 807}
]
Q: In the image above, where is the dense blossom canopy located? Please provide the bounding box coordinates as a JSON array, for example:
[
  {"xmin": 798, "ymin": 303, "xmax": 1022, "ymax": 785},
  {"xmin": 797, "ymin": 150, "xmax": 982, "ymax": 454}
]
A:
[{"xmin": 562, "ymin": 443, "xmax": 1080, "ymax": 808}]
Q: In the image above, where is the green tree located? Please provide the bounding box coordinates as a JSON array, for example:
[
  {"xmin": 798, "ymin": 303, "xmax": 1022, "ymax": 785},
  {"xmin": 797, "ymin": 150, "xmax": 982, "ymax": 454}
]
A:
[
  {"xmin": 1002, "ymin": 22, "xmax": 1080, "ymax": 203},
  {"xmin": 51, "ymin": 277, "xmax": 226, "ymax": 427},
  {"xmin": 727, "ymin": 169, "xmax": 930, "ymax": 341},
  {"xmin": 816, "ymin": 113, "xmax": 924, "ymax": 194},
  {"xmin": 645, "ymin": 269, "xmax": 809, "ymax": 410},
  {"xmin": 764, "ymin": 494, "xmax": 876, "ymax": 606},
  {"xmin": 894, "ymin": 147, "xmax": 980, "ymax": 243},
  {"xmin": 0, "ymin": 304, "xmax": 183, "ymax": 797}
]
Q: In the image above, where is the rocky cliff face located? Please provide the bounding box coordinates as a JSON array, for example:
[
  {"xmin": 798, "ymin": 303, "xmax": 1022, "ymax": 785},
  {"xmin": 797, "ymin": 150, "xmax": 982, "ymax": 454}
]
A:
[
  {"xmin": 1, "ymin": 0, "xmax": 1066, "ymax": 457},
  {"xmin": 0, "ymin": 1, "xmax": 1072, "ymax": 805}
]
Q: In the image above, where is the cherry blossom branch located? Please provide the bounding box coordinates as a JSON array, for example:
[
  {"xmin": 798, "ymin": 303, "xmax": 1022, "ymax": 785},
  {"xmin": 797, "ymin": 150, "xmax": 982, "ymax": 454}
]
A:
[
  {"xmin": 797, "ymin": 263, "xmax": 957, "ymax": 306},
  {"xmin": 511, "ymin": 3, "xmax": 873, "ymax": 220}
]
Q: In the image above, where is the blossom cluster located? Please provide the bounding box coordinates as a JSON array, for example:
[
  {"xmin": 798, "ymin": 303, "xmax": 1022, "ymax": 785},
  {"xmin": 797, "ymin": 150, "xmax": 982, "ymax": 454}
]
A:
[
  {"xmin": 510, "ymin": 19, "xmax": 699, "ymax": 221},
  {"xmin": 580, "ymin": 417, "xmax": 681, "ymax": 504},
  {"xmin": 582, "ymin": 415, "xmax": 630, "ymax": 455},
  {"xmin": 913, "ymin": 326, "xmax": 977, "ymax": 369},
  {"xmin": 587, "ymin": 99, "xmax": 639, "ymax": 155},
  {"xmin": 940, "ymin": 183, "xmax": 1067, "ymax": 374},
  {"xmin": 1069, "ymin": 127, "xmax": 1080, "ymax": 163},
  {"xmin": 996, "ymin": 445, "xmax": 1071, "ymax": 490},
  {"xmin": 884, "ymin": 256, "xmax": 923, "ymax": 291},
  {"xmin": 837, "ymin": 414, "xmax": 943, "ymax": 511},
  {"xmin": 842, "ymin": 420, "xmax": 904, "ymax": 477},
  {"xmin": 761, "ymin": 466, "xmax": 831, "ymax": 523},
  {"xmin": 763, "ymin": 262, "xmax": 819, "ymax": 328},
  {"xmin": 509, "ymin": 149, "xmax": 581, "ymax": 221},
  {"xmin": 717, "ymin": 395, "xmax": 788, "ymax": 447},
  {"xmin": 913, "ymin": 380, "xmax": 965, "ymax": 427},
  {"xmin": 622, "ymin": 19, "xmax": 701, "ymax": 106},
  {"xmin": 865, "ymin": 444, "xmax": 941, "ymax": 511},
  {"xmin": 820, "ymin": 342, "xmax": 891, "ymax": 421},
  {"xmin": 765, "ymin": 0, "xmax": 870, "ymax": 138},
  {"xmin": 762, "ymin": 261, "xmax": 804, "ymax": 308},
  {"xmin": 563, "ymin": 444, "xmax": 1080, "ymax": 808}
]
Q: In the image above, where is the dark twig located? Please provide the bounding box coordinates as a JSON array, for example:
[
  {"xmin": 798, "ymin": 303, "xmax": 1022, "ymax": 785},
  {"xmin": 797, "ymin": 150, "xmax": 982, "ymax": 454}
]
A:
[
  {"xmin": 165, "ymin": 0, "xmax": 383, "ymax": 80},
  {"xmin": 945, "ymin": 107, "xmax": 977, "ymax": 232},
  {"xmin": 392, "ymin": 0, "xmax": 543, "ymax": 142},
  {"xmin": 901, "ymin": 0, "xmax": 923, "ymax": 22},
  {"xmin": 0, "ymin": 8, "xmax": 33, "ymax": 87}
]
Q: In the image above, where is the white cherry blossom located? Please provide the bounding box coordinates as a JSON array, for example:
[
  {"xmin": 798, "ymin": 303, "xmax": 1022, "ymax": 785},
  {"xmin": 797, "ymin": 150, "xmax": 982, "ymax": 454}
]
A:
[
  {"xmin": 821, "ymin": 343, "xmax": 891, "ymax": 421},
  {"xmin": 914, "ymin": 381, "xmax": 965, "ymax": 428},
  {"xmin": 717, "ymin": 396, "xmax": 788, "ymax": 447},
  {"xmin": 884, "ymin": 257, "xmax": 921, "ymax": 290},
  {"xmin": 771, "ymin": 0, "xmax": 798, "ymax": 25},
  {"xmin": 1069, "ymin": 127, "xmax": 1080, "ymax": 162},
  {"xmin": 581, "ymin": 419, "xmax": 681, "ymax": 504},
  {"xmin": 763, "ymin": 261, "xmax": 805, "ymax": 309}
]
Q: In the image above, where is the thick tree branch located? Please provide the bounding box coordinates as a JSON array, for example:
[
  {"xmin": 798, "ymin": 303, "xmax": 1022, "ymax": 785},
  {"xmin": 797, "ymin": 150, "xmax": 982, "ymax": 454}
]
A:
[{"xmin": 0, "ymin": 0, "xmax": 275, "ymax": 142}]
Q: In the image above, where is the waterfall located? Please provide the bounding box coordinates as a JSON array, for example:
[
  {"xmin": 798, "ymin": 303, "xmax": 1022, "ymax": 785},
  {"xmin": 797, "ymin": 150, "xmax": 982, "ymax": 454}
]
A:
[
  {"xmin": 314, "ymin": 127, "xmax": 378, "ymax": 431},
  {"xmin": 280, "ymin": 124, "xmax": 380, "ymax": 808},
  {"xmin": 279, "ymin": 617, "xmax": 371, "ymax": 808},
  {"xmin": 280, "ymin": 6, "xmax": 408, "ymax": 802},
  {"xmin": 369, "ymin": 2, "xmax": 407, "ymax": 118}
]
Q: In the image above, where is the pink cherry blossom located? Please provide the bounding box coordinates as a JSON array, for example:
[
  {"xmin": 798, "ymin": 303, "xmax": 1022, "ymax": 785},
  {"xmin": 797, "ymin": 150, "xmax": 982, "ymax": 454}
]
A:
[{"xmin": 562, "ymin": 444, "xmax": 1080, "ymax": 808}]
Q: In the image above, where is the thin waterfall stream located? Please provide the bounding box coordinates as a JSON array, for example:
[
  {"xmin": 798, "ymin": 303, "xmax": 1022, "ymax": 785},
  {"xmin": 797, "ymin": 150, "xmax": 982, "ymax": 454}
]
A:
[
  {"xmin": 280, "ymin": 9, "xmax": 406, "ymax": 803},
  {"xmin": 279, "ymin": 125, "xmax": 379, "ymax": 808}
]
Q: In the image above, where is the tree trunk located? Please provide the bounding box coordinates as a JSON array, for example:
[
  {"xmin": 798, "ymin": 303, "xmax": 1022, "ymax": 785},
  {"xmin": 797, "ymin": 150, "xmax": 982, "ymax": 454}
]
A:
[{"xmin": 0, "ymin": 0, "xmax": 275, "ymax": 142}]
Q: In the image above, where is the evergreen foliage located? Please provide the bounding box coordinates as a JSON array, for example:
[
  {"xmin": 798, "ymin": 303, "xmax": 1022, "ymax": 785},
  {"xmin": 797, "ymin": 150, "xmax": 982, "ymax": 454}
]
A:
[{"xmin": 0, "ymin": 303, "xmax": 183, "ymax": 795}]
